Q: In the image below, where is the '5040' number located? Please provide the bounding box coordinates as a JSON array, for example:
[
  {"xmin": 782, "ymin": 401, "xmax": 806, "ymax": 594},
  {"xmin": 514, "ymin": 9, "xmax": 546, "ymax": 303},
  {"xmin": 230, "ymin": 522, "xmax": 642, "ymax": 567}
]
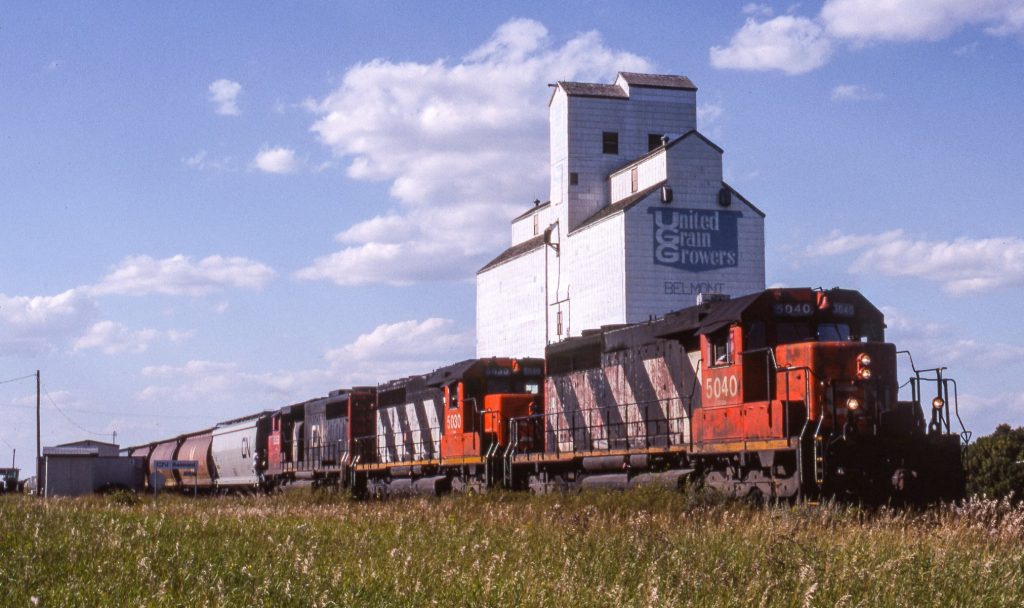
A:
[{"xmin": 705, "ymin": 375, "xmax": 738, "ymax": 400}]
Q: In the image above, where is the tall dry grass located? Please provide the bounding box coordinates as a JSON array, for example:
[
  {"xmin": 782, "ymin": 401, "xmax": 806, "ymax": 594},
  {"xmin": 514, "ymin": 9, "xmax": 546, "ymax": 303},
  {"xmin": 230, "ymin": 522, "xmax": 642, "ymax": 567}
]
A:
[{"xmin": 1, "ymin": 488, "xmax": 1022, "ymax": 607}]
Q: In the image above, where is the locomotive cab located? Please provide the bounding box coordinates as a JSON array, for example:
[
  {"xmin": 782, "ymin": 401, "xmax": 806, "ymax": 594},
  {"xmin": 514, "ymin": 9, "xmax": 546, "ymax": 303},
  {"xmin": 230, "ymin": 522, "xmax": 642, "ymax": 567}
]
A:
[
  {"xmin": 698, "ymin": 288, "xmax": 965, "ymax": 503},
  {"xmin": 440, "ymin": 359, "xmax": 544, "ymax": 461},
  {"xmin": 528, "ymin": 286, "xmax": 965, "ymax": 503}
]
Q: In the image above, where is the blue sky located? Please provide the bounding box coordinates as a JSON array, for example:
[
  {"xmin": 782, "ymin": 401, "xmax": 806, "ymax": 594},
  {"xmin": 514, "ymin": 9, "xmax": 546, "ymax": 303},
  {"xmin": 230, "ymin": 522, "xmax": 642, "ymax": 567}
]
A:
[{"xmin": 2, "ymin": 2, "xmax": 1023, "ymax": 470}]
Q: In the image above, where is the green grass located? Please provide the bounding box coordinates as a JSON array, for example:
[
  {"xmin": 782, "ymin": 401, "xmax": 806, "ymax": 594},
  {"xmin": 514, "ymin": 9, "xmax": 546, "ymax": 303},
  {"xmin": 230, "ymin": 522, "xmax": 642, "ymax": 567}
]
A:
[{"xmin": 2, "ymin": 488, "xmax": 1023, "ymax": 607}]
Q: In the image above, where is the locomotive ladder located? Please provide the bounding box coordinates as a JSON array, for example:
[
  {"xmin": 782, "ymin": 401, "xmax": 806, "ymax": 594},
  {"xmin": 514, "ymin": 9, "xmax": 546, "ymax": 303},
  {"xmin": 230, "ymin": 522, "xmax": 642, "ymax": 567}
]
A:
[{"xmin": 502, "ymin": 421, "xmax": 519, "ymax": 490}]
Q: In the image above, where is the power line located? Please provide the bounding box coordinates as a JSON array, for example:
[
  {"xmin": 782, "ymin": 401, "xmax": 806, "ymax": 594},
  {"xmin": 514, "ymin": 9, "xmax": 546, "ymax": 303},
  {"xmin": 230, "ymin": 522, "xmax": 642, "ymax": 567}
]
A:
[
  {"xmin": 0, "ymin": 399, "xmax": 211, "ymax": 420},
  {"xmin": 0, "ymin": 373, "xmax": 36, "ymax": 386},
  {"xmin": 45, "ymin": 389, "xmax": 107, "ymax": 438}
]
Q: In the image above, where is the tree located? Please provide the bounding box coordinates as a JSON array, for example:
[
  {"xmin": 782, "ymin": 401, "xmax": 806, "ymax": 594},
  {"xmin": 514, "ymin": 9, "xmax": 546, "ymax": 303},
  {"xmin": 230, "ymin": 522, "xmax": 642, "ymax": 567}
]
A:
[{"xmin": 965, "ymin": 424, "xmax": 1024, "ymax": 500}]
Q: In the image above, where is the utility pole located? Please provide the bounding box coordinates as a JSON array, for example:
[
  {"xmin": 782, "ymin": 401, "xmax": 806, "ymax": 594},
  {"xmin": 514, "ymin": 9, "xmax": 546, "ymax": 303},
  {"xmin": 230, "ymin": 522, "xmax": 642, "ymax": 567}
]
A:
[{"xmin": 36, "ymin": 370, "xmax": 41, "ymax": 495}]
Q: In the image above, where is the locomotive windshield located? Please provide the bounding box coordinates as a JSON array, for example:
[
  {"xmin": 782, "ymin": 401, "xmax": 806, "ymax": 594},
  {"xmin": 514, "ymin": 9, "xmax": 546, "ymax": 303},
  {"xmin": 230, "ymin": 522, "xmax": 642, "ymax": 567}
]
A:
[{"xmin": 773, "ymin": 321, "xmax": 880, "ymax": 345}]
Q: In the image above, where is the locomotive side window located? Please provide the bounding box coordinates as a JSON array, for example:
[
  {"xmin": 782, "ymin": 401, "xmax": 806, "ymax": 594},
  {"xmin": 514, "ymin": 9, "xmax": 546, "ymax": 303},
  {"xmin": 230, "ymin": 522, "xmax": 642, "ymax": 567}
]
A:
[
  {"xmin": 709, "ymin": 328, "xmax": 732, "ymax": 367},
  {"xmin": 745, "ymin": 321, "xmax": 766, "ymax": 350}
]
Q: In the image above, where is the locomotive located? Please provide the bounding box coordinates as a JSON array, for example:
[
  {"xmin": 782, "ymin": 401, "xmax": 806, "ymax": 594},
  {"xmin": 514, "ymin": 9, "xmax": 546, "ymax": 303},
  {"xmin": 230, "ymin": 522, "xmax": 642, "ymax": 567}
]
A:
[{"xmin": 126, "ymin": 287, "xmax": 966, "ymax": 504}]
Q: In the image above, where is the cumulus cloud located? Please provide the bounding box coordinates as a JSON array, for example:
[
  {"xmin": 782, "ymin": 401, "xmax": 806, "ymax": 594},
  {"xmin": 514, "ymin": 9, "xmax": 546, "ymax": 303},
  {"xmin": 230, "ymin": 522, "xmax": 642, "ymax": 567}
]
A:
[
  {"xmin": 252, "ymin": 146, "xmax": 299, "ymax": 174},
  {"xmin": 831, "ymin": 84, "xmax": 884, "ymax": 101},
  {"xmin": 298, "ymin": 18, "xmax": 651, "ymax": 285},
  {"xmin": 809, "ymin": 230, "xmax": 1024, "ymax": 294},
  {"xmin": 710, "ymin": 16, "xmax": 834, "ymax": 75},
  {"xmin": 73, "ymin": 321, "xmax": 161, "ymax": 355},
  {"xmin": 820, "ymin": 0, "xmax": 1024, "ymax": 42},
  {"xmin": 183, "ymin": 150, "xmax": 233, "ymax": 171},
  {"xmin": 882, "ymin": 306, "xmax": 1024, "ymax": 369},
  {"xmin": 958, "ymin": 392, "xmax": 1024, "ymax": 435},
  {"xmin": 697, "ymin": 102, "xmax": 725, "ymax": 125},
  {"xmin": 0, "ymin": 289, "xmax": 98, "ymax": 356},
  {"xmin": 208, "ymin": 79, "xmax": 242, "ymax": 115},
  {"xmin": 88, "ymin": 254, "xmax": 277, "ymax": 297},
  {"xmin": 326, "ymin": 318, "xmax": 473, "ymax": 364},
  {"xmin": 137, "ymin": 318, "xmax": 473, "ymax": 406},
  {"xmin": 742, "ymin": 3, "xmax": 774, "ymax": 17},
  {"xmin": 711, "ymin": 0, "xmax": 1024, "ymax": 75}
]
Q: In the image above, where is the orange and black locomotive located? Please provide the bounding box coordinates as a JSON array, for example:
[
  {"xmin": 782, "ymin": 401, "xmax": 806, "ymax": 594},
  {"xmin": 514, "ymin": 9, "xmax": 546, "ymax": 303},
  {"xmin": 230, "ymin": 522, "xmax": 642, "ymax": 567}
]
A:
[
  {"xmin": 126, "ymin": 287, "xmax": 966, "ymax": 504},
  {"xmin": 510, "ymin": 287, "xmax": 965, "ymax": 504}
]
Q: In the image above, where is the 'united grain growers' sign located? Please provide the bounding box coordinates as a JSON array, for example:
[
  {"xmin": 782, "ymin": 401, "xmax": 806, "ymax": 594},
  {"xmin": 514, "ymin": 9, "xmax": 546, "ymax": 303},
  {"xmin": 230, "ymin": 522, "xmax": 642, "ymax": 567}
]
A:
[{"xmin": 650, "ymin": 208, "xmax": 741, "ymax": 272}]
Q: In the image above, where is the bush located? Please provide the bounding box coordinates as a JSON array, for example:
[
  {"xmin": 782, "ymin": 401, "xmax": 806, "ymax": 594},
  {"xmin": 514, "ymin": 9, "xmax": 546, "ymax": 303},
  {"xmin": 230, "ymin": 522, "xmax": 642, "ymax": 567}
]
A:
[
  {"xmin": 966, "ymin": 424, "xmax": 1024, "ymax": 500},
  {"xmin": 106, "ymin": 488, "xmax": 142, "ymax": 507}
]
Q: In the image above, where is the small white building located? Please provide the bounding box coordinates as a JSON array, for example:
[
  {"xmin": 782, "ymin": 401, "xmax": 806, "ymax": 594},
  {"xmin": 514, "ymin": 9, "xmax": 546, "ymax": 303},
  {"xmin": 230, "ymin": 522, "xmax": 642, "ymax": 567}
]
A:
[
  {"xmin": 40, "ymin": 441, "xmax": 145, "ymax": 497},
  {"xmin": 477, "ymin": 72, "xmax": 766, "ymax": 358}
]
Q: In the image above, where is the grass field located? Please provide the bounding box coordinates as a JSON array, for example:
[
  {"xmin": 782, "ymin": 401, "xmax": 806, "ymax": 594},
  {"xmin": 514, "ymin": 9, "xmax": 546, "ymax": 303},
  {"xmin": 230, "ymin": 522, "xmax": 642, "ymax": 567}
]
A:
[{"xmin": 1, "ymin": 489, "xmax": 1023, "ymax": 607}]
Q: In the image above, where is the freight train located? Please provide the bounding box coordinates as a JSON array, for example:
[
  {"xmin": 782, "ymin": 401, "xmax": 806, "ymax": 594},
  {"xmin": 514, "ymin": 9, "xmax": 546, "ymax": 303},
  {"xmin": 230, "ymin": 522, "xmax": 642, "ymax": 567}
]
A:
[{"xmin": 125, "ymin": 288, "xmax": 967, "ymax": 504}]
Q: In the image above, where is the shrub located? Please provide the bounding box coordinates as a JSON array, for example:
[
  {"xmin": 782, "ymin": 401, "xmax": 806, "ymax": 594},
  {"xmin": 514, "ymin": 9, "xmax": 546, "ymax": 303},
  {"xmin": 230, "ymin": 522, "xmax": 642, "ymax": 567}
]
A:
[{"xmin": 966, "ymin": 424, "xmax": 1024, "ymax": 500}]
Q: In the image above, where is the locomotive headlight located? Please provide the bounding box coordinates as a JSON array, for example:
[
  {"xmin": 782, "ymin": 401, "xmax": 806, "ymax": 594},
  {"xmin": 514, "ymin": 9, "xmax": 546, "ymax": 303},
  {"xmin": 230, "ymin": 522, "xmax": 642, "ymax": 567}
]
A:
[
  {"xmin": 858, "ymin": 353, "xmax": 872, "ymax": 367},
  {"xmin": 858, "ymin": 368, "xmax": 872, "ymax": 380},
  {"xmin": 932, "ymin": 397, "xmax": 945, "ymax": 410},
  {"xmin": 847, "ymin": 397, "xmax": 861, "ymax": 411}
]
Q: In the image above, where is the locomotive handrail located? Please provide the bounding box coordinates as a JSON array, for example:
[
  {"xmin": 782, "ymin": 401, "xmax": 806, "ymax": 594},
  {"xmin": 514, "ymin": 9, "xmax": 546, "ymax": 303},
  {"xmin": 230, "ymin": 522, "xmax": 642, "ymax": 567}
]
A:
[
  {"xmin": 897, "ymin": 350, "xmax": 968, "ymax": 441},
  {"xmin": 686, "ymin": 358, "xmax": 701, "ymax": 450},
  {"xmin": 350, "ymin": 423, "xmax": 444, "ymax": 464},
  {"xmin": 947, "ymin": 378, "xmax": 970, "ymax": 445},
  {"xmin": 506, "ymin": 396, "xmax": 688, "ymax": 456}
]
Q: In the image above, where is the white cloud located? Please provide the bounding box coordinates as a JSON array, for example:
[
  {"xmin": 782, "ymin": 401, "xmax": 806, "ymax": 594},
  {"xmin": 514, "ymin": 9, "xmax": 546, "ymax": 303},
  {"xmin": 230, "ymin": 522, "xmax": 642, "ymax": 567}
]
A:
[
  {"xmin": 298, "ymin": 18, "xmax": 651, "ymax": 285},
  {"xmin": 808, "ymin": 230, "xmax": 1024, "ymax": 294},
  {"xmin": 710, "ymin": 16, "xmax": 834, "ymax": 75},
  {"xmin": 296, "ymin": 239, "xmax": 477, "ymax": 285},
  {"xmin": 88, "ymin": 254, "xmax": 277, "ymax": 297},
  {"xmin": 0, "ymin": 289, "xmax": 98, "ymax": 356},
  {"xmin": 697, "ymin": 102, "xmax": 724, "ymax": 125},
  {"xmin": 208, "ymin": 79, "xmax": 242, "ymax": 116},
  {"xmin": 743, "ymin": 3, "xmax": 774, "ymax": 17},
  {"xmin": 326, "ymin": 318, "xmax": 472, "ymax": 364},
  {"xmin": 137, "ymin": 318, "xmax": 473, "ymax": 406},
  {"xmin": 73, "ymin": 321, "xmax": 161, "ymax": 355},
  {"xmin": 183, "ymin": 150, "xmax": 233, "ymax": 171},
  {"xmin": 883, "ymin": 306, "xmax": 1024, "ymax": 369},
  {"xmin": 954, "ymin": 41, "xmax": 981, "ymax": 56},
  {"xmin": 958, "ymin": 392, "xmax": 1024, "ymax": 435},
  {"xmin": 252, "ymin": 146, "xmax": 299, "ymax": 174},
  {"xmin": 184, "ymin": 150, "xmax": 208, "ymax": 169},
  {"xmin": 712, "ymin": 0, "xmax": 1024, "ymax": 75},
  {"xmin": 820, "ymin": 0, "xmax": 1024, "ymax": 42},
  {"xmin": 830, "ymin": 83, "xmax": 884, "ymax": 101}
]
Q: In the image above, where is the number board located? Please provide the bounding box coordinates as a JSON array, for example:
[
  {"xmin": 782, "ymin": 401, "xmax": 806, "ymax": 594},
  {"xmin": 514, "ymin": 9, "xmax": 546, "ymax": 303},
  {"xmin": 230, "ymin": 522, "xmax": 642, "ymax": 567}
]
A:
[
  {"xmin": 772, "ymin": 302, "xmax": 814, "ymax": 317},
  {"xmin": 833, "ymin": 303, "xmax": 856, "ymax": 317}
]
